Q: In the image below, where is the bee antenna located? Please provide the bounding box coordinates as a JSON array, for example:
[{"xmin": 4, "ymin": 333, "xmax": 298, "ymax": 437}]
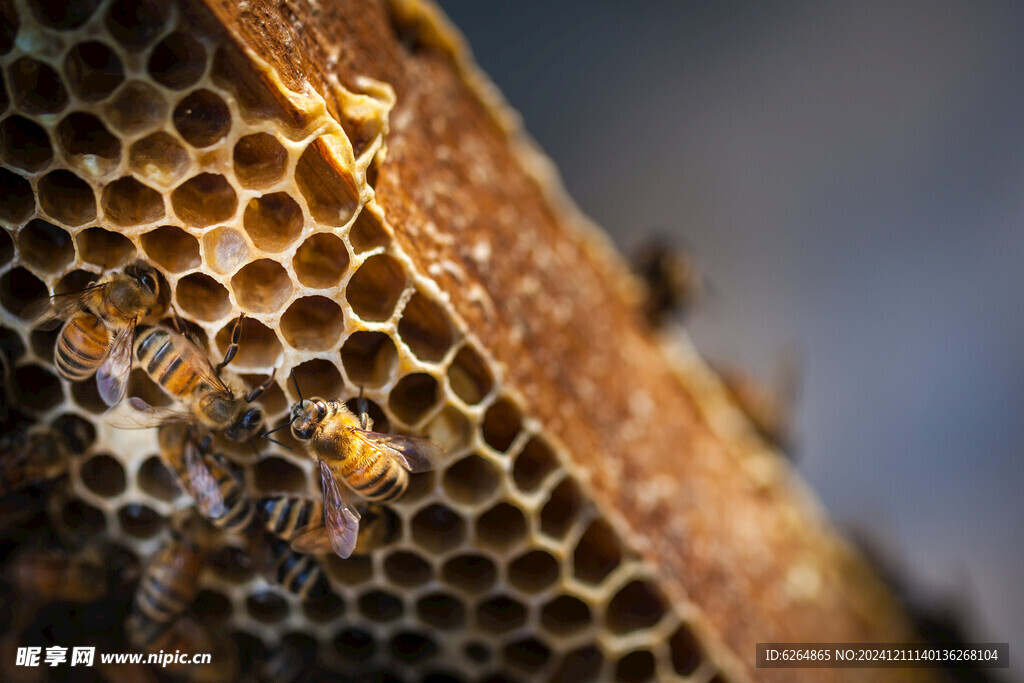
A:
[
  {"xmin": 290, "ymin": 369, "xmax": 303, "ymax": 403},
  {"xmin": 259, "ymin": 421, "xmax": 293, "ymax": 451}
]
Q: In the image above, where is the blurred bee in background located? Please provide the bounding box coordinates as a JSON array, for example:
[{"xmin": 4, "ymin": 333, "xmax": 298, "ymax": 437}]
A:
[
  {"xmin": 632, "ymin": 238, "xmax": 704, "ymax": 327},
  {"xmin": 5, "ymin": 546, "xmax": 108, "ymax": 604},
  {"xmin": 27, "ymin": 262, "xmax": 163, "ymax": 406},
  {"xmin": 716, "ymin": 355, "xmax": 801, "ymax": 457},
  {"xmin": 134, "ymin": 615, "xmax": 237, "ymax": 683},
  {"xmin": 257, "ymin": 494, "xmax": 389, "ymax": 555},
  {"xmin": 263, "ymin": 376, "xmax": 445, "ymax": 558},
  {"xmin": 258, "ymin": 534, "xmax": 331, "ymax": 600},
  {"xmin": 157, "ymin": 423, "xmax": 254, "ymax": 533},
  {"xmin": 0, "ymin": 429, "xmax": 69, "ymax": 496}
]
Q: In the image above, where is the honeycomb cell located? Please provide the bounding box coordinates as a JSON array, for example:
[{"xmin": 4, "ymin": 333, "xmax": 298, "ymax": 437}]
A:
[
  {"xmin": 503, "ymin": 638, "xmax": 551, "ymax": 674},
  {"xmin": 508, "ymin": 550, "xmax": 559, "ymax": 594},
  {"xmin": 389, "ymin": 631, "xmax": 437, "ymax": 665},
  {"xmin": 540, "ymin": 478, "xmax": 585, "ymax": 539},
  {"xmin": 0, "ymin": 267, "xmax": 47, "ymax": 319},
  {"xmin": 382, "ymin": 550, "xmax": 432, "ymax": 587},
  {"xmin": 415, "ymin": 592, "xmax": 465, "ymax": 629},
  {"xmin": 332, "ymin": 628, "xmax": 376, "ymax": 665},
  {"xmin": 0, "ymin": 0, "xmax": 16, "ymax": 55},
  {"xmin": 411, "ymin": 503, "xmax": 466, "ymax": 554},
  {"xmin": 18, "ymin": 220, "xmax": 73, "ymax": 273},
  {"xmin": 247, "ymin": 590, "xmax": 289, "ymax": 623},
  {"xmin": 440, "ymin": 554, "xmax": 496, "ymax": 595},
  {"xmin": 29, "ymin": 0, "xmax": 101, "ymax": 29},
  {"xmin": 8, "ymin": 57, "xmax": 68, "ymax": 115},
  {"xmin": 481, "ymin": 397, "xmax": 522, "ymax": 453},
  {"xmin": 424, "ymin": 406, "xmax": 473, "ymax": 456},
  {"xmin": 605, "ymin": 580, "xmax": 667, "ymax": 635},
  {"xmin": 448, "ymin": 344, "xmax": 493, "ymax": 405},
  {"xmin": 295, "ymin": 139, "xmax": 358, "ymax": 226},
  {"xmin": 50, "ymin": 413, "xmax": 95, "ymax": 453},
  {"xmin": 137, "ymin": 455, "xmax": 180, "ymax": 502},
  {"xmin": 349, "ymin": 208, "xmax": 390, "ymax": 253},
  {"xmin": 192, "ymin": 589, "xmax": 233, "ymax": 622},
  {"xmin": 11, "ymin": 364, "xmax": 63, "ymax": 412},
  {"xmin": 70, "ymin": 374, "xmax": 107, "ymax": 413},
  {"xmin": 242, "ymin": 193, "xmax": 303, "ymax": 252},
  {"xmin": 254, "ymin": 457, "xmax": 306, "ymax": 493},
  {"xmin": 140, "ymin": 225, "xmax": 200, "ymax": 272},
  {"xmin": 203, "ymin": 227, "xmax": 250, "ymax": 275},
  {"xmin": 0, "ymin": 115, "xmax": 52, "ymax": 172},
  {"xmin": 80, "ymin": 454, "xmax": 127, "ymax": 497},
  {"xmin": 303, "ymin": 592, "xmax": 344, "ymax": 622},
  {"xmin": 38, "ymin": 170, "xmax": 96, "ymax": 227},
  {"xmin": 574, "ymin": 518, "xmax": 623, "ymax": 588},
  {"xmin": 77, "ymin": 227, "xmax": 136, "ymax": 268},
  {"xmin": 278, "ymin": 297, "xmax": 342, "ymax": 352},
  {"xmin": 215, "ymin": 316, "xmax": 282, "ymax": 368},
  {"xmin": 475, "ymin": 503, "xmax": 527, "ymax": 553},
  {"xmin": 290, "ymin": 358, "xmax": 344, "ymax": 403},
  {"xmin": 0, "ymin": 169, "xmax": 33, "ymax": 224},
  {"xmin": 512, "ymin": 438, "xmax": 558, "ymax": 493},
  {"xmin": 552, "ymin": 646, "xmax": 604, "ymax": 681},
  {"xmin": 208, "ymin": 545, "xmax": 254, "ymax": 582},
  {"xmin": 230, "ymin": 259, "xmax": 291, "ymax": 314},
  {"xmin": 171, "ymin": 173, "xmax": 238, "ymax": 227},
  {"xmin": 129, "ymin": 132, "xmax": 190, "ymax": 187},
  {"xmin": 464, "ymin": 642, "xmax": 491, "ymax": 665},
  {"xmin": 55, "ymin": 269, "xmax": 98, "ymax": 295},
  {"xmin": 475, "ymin": 596, "xmax": 526, "ymax": 634},
  {"xmin": 29, "ymin": 324, "xmax": 59, "ymax": 361},
  {"xmin": 60, "ymin": 498, "xmax": 106, "ymax": 537},
  {"xmin": 105, "ymin": 0, "xmax": 171, "ymax": 50},
  {"xmin": 388, "ymin": 372, "xmax": 439, "ymax": 425},
  {"xmin": 174, "ymin": 89, "xmax": 231, "ymax": 148},
  {"xmin": 149, "ymin": 32, "xmax": 208, "ymax": 90},
  {"xmin": 0, "ymin": 229, "xmax": 11, "ymax": 264},
  {"xmin": 358, "ymin": 589, "xmax": 403, "ymax": 622},
  {"xmin": 541, "ymin": 595, "xmax": 592, "ymax": 637},
  {"xmin": 103, "ymin": 80, "xmax": 168, "ymax": 135},
  {"xmin": 443, "ymin": 454, "xmax": 499, "ymax": 506},
  {"xmin": 340, "ymin": 331, "xmax": 397, "ymax": 388},
  {"xmin": 117, "ymin": 503, "xmax": 164, "ymax": 538},
  {"xmin": 292, "ymin": 232, "xmax": 348, "ymax": 289},
  {"xmin": 345, "ymin": 254, "xmax": 405, "ymax": 322},
  {"xmin": 615, "ymin": 650, "xmax": 655, "ymax": 683},
  {"xmin": 101, "ymin": 176, "xmax": 164, "ymax": 226},
  {"xmin": 57, "ymin": 112, "xmax": 122, "ymax": 178},
  {"xmin": 395, "ymin": 468, "xmax": 430, "ymax": 504},
  {"xmin": 233, "ymin": 133, "xmax": 287, "ymax": 188},
  {"xmin": 668, "ymin": 624, "xmax": 703, "ymax": 676},
  {"xmin": 127, "ymin": 367, "xmax": 173, "ymax": 408},
  {"xmin": 176, "ymin": 272, "xmax": 231, "ymax": 321},
  {"xmin": 397, "ymin": 291, "xmax": 456, "ymax": 363},
  {"xmin": 64, "ymin": 42, "xmax": 125, "ymax": 102}
]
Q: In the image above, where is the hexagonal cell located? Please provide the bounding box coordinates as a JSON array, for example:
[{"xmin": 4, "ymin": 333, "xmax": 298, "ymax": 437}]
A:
[
  {"xmin": 60, "ymin": 498, "xmax": 107, "ymax": 537},
  {"xmin": 345, "ymin": 254, "xmax": 405, "ymax": 322},
  {"xmin": 230, "ymin": 259, "xmax": 292, "ymax": 314},
  {"xmin": 247, "ymin": 590, "xmax": 289, "ymax": 623},
  {"xmin": 11, "ymin": 364, "xmax": 64, "ymax": 413},
  {"xmin": 512, "ymin": 437, "xmax": 558, "ymax": 493},
  {"xmin": 117, "ymin": 503, "xmax": 165, "ymax": 538},
  {"xmin": 448, "ymin": 344, "xmax": 494, "ymax": 406},
  {"xmin": 129, "ymin": 132, "xmax": 190, "ymax": 187},
  {"xmin": 64, "ymin": 41, "xmax": 125, "ymax": 102},
  {"xmin": 38, "ymin": 169, "xmax": 96, "ymax": 227},
  {"xmin": 388, "ymin": 372, "xmax": 440, "ymax": 426},
  {"xmin": 105, "ymin": 0, "xmax": 171, "ymax": 51},
  {"xmin": 171, "ymin": 173, "xmax": 238, "ymax": 227},
  {"xmin": 148, "ymin": 32, "xmax": 208, "ymax": 89},
  {"xmin": 378, "ymin": 552, "xmax": 429, "ymax": 590},
  {"xmin": 101, "ymin": 176, "xmax": 164, "ymax": 226},
  {"xmin": 349, "ymin": 207, "xmax": 390, "ymax": 253},
  {"xmin": 442, "ymin": 454, "xmax": 499, "ymax": 506},
  {"xmin": 415, "ymin": 592, "xmax": 465, "ymax": 630},
  {"xmin": 303, "ymin": 591, "xmax": 344, "ymax": 622},
  {"xmin": 77, "ymin": 227, "xmax": 136, "ymax": 268},
  {"xmin": 503, "ymin": 638, "xmax": 551, "ymax": 675},
  {"xmin": 137, "ymin": 455, "xmax": 180, "ymax": 502},
  {"xmin": 173, "ymin": 89, "xmax": 231, "ymax": 148},
  {"xmin": 254, "ymin": 456, "xmax": 306, "ymax": 493},
  {"xmin": 280, "ymin": 296, "xmax": 343, "ymax": 351},
  {"xmin": 541, "ymin": 595, "xmax": 592, "ymax": 637},
  {"xmin": 29, "ymin": 0, "xmax": 101, "ymax": 29},
  {"xmin": 411, "ymin": 503, "xmax": 466, "ymax": 554},
  {"xmin": 54, "ymin": 269, "xmax": 98, "ymax": 295},
  {"xmin": 0, "ymin": 229, "xmax": 12, "ymax": 264},
  {"xmin": 8, "ymin": 57, "xmax": 68, "ymax": 115},
  {"xmin": 29, "ymin": 323, "xmax": 59, "ymax": 360},
  {"xmin": 358, "ymin": 589, "xmax": 403, "ymax": 623},
  {"xmin": 215, "ymin": 316, "xmax": 282, "ymax": 368},
  {"xmin": 541, "ymin": 478, "xmax": 585, "ymax": 539},
  {"xmin": 50, "ymin": 413, "xmax": 95, "ymax": 453},
  {"xmin": 475, "ymin": 595, "xmax": 526, "ymax": 635},
  {"xmin": 234, "ymin": 132, "xmax": 287, "ymax": 188},
  {"xmin": 481, "ymin": 396, "xmax": 522, "ymax": 453},
  {"xmin": 389, "ymin": 631, "xmax": 437, "ymax": 666},
  {"xmin": 18, "ymin": 219, "xmax": 73, "ymax": 273},
  {"xmin": 208, "ymin": 545, "xmax": 254, "ymax": 582},
  {"xmin": 293, "ymin": 232, "xmax": 349, "ymax": 289},
  {"xmin": 605, "ymin": 580, "xmax": 667, "ymax": 635},
  {"xmin": 0, "ymin": 267, "xmax": 47, "ymax": 319},
  {"xmin": 551, "ymin": 646, "xmax": 604, "ymax": 681},
  {"xmin": 103, "ymin": 80, "xmax": 168, "ymax": 136},
  {"xmin": 475, "ymin": 502, "xmax": 527, "ymax": 553},
  {"xmin": 463, "ymin": 642, "xmax": 491, "ymax": 665},
  {"xmin": 0, "ymin": 0, "xmax": 16, "ymax": 55},
  {"xmin": 57, "ymin": 112, "xmax": 122, "ymax": 178},
  {"xmin": 332, "ymin": 628, "xmax": 376, "ymax": 666},
  {"xmin": 140, "ymin": 226, "xmax": 200, "ymax": 272},
  {"xmin": 289, "ymin": 358, "xmax": 344, "ymax": 402},
  {"xmin": 192, "ymin": 589, "xmax": 233, "ymax": 623},
  {"xmin": 615, "ymin": 650, "xmax": 655, "ymax": 683},
  {"xmin": 70, "ymin": 373, "xmax": 108, "ymax": 413},
  {"xmin": 668, "ymin": 623, "xmax": 703, "ymax": 676},
  {"xmin": 295, "ymin": 138, "xmax": 358, "ymax": 226},
  {"xmin": 0, "ymin": 169, "xmax": 33, "ymax": 224},
  {"xmin": 440, "ymin": 554, "xmax": 496, "ymax": 595},
  {"xmin": 394, "ymin": 468, "xmax": 430, "ymax": 504},
  {"xmin": 508, "ymin": 550, "xmax": 559, "ymax": 594},
  {"xmin": 340, "ymin": 331, "xmax": 397, "ymax": 388},
  {"xmin": 424, "ymin": 406, "xmax": 473, "ymax": 456},
  {"xmin": 176, "ymin": 272, "xmax": 231, "ymax": 321},
  {"xmin": 573, "ymin": 517, "xmax": 623, "ymax": 587},
  {"xmin": 322, "ymin": 553, "xmax": 373, "ymax": 586},
  {"xmin": 0, "ymin": 115, "xmax": 52, "ymax": 172},
  {"xmin": 80, "ymin": 454, "xmax": 127, "ymax": 498},
  {"xmin": 203, "ymin": 227, "xmax": 250, "ymax": 275},
  {"xmin": 397, "ymin": 290, "xmax": 456, "ymax": 363},
  {"xmin": 240, "ymin": 192, "xmax": 303, "ymax": 252}
]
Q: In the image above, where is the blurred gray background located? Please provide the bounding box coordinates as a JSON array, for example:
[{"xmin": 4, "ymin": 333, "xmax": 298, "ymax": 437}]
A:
[{"xmin": 439, "ymin": 0, "xmax": 1024, "ymax": 667}]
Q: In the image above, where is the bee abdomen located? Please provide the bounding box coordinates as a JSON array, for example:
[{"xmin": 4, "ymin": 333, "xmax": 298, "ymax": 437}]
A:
[
  {"xmin": 269, "ymin": 538, "xmax": 330, "ymax": 600},
  {"xmin": 260, "ymin": 496, "xmax": 321, "ymax": 541},
  {"xmin": 137, "ymin": 573, "xmax": 195, "ymax": 622},
  {"xmin": 56, "ymin": 314, "xmax": 109, "ymax": 381},
  {"xmin": 351, "ymin": 457, "xmax": 407, "ymax": 502},
  {"xmin": 211, "ymin": 473, "xmax": 255, "ymax": 533},
  {"xmin": 135, "ymin": 327, "xmax": 200, "ymax": 398}
]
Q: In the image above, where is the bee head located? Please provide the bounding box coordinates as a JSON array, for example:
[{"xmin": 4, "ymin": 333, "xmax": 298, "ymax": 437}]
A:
[
  {"xmin": 290, "ymin": 399, "xmax": 327, "ymax": 441},
  {"xmin": 225, "ymin": 406, "xmax": 264, "ymax": 442}
]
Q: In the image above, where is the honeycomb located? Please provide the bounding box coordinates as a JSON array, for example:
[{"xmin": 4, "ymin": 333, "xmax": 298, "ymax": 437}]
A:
[{"xmin": 0, "ymin": 0, "xmax": 927, "ymax": 681}]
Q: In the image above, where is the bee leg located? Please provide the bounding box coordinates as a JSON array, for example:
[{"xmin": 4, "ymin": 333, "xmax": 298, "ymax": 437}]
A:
[
  {"xmin": 357, "ymin": 386, "xmax": 369, "ymax": 430},
  {"xmin": 245, "ymin": 368, "xmax": 276, "ymax": 403},
  {"xmin": 215, "ymin": 314, "xmax": 246, "ymax": 374}
]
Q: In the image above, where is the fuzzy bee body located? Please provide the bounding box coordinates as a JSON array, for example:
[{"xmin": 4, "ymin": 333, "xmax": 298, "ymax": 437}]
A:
[
  {"xmin": 259, "ymin": 495, "xmax": 322, "ymax": 543},
  {"xmin": 7, "ymin": 547, "xmax": 107, "ymax": 603},
  {"xmin": 265, "ymin": 535, "xmax": 330, "ymax": 600},
  {"xmin": 55, "ymin": 313, "xmax": 110, "ymax": 381},
  {"xmin": 132, "ymin": 532, "xmax": 203, "ymax": 626}
]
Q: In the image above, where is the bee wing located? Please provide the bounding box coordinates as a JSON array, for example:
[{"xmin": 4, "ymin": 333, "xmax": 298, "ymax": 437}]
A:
[
  {"xmin": 109, "ymin": 397, "xmax": 194, "ymax": 429},
  {"xmin": 288, "ymin": 527, "xmax": 334, "ymax": 555},
  {"xmin": 23, "ymin": 285, "xmax": 104, "ymax": 330},
  {"xmin": 318, "ymin": 460, "xmax": 361, "ymax": 559},
  {"xmin": 95, "ymin": 322, "xmax": 135, "ymax": 407},
  {"xmin": 183, "ymin": 436, "xmax": 228, "ymax": 519},
  {"xmin": 350, "ymin": 430, "xmax": 445, "ymax": 473}
]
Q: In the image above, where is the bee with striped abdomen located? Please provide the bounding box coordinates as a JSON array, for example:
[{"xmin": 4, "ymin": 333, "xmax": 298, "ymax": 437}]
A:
[
  {"xmin": 260, "ymin": 534, "xmax": 331, "ymax": 600},
  {"xmin": 257, "ymin": 494, "xmax": 389, "ymax": 555},
  {"xmin": 28, "ymin": 262, "xmax": 162, "ymax": 406},
  {"xmin": 6, "ymin": 546, "xmax": 107, "ymax": 604},
  {"xmin": 128, "ymin": 523, "xmax": 204, "ymax": 638}
]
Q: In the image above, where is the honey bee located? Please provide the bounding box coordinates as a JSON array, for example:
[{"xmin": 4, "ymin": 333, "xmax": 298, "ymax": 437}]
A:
[
  {"xmin": 130, "ymin": 315, "xmax": 274, "ymax": 442},
  {"xmin": 129, "ymin": 525, "xmax": 203, "ymax": 633},
  {"xmin": 632, "ymin": 238, "xmax": 703, "ymax": 327},
  {"xmin": 263, "ymin": 376, "xmax": 445, "ymax": 558},
  {"xmin": 6, "ymin": 547, "xmax": 107, "ymax": 603},
  {"xmin": 157, "ymin": 423, "xmax": 254, "ymax": 533},
  {"xmin": 717, "ymin": 358, "xmax": 800, "ymax": 455},
  {"xmin": 261, "ymin": 534, "xmax": 331, "ymax": 600},
  {"xmin": 0, "ymin": 429, "xmax": 69, "ymax": 496},
  {"xmin": 27, "ymin": 261, "xmax": 162, "ymax": 406},
  {"xmin": 257, "ymin": 494, "xmax": 388, "ymax": 555}
]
